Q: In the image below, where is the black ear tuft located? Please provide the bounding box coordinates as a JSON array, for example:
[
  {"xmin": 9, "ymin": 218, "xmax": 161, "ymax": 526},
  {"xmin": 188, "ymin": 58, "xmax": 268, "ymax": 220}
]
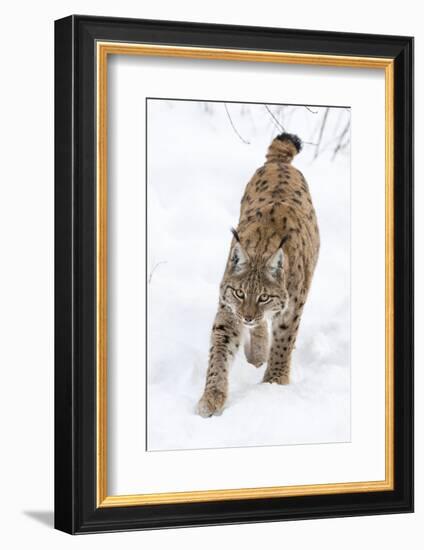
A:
[
  {"xmin": 278, "ymin": 235, "xmax": 289, "ymax": 249},
  {"xmin": 230, "ymin": 227, "xmax": 241, "ymax": 243}
]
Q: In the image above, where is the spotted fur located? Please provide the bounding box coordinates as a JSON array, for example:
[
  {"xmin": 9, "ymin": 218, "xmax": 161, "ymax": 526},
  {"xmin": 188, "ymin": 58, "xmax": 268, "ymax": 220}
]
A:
[{"xmin": 197, "ymin": 133, "xmax": 320, "ymax": 417}]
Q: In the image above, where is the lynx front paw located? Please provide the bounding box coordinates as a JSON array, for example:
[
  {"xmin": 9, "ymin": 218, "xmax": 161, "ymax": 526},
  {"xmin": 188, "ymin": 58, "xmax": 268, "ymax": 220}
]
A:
[
  {"xmin": 244, "ymin": 345, "xmax": 266, "ymax": 368},
  {"xmin": 246, "ymin": 358, "xmax": 264, "ymax": 368},
  {"xmin": 262, "ymin": 372, "xmax": 290, "ymax": 385},
  {"xmin": 196, "ymin": 389, "xmax": 226, "ymax": 418}
]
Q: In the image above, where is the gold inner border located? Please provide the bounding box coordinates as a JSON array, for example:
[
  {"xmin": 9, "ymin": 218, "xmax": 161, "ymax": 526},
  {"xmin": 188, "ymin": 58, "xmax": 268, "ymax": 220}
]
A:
[{"xmin": 96, "ymin": 42, "xmax": 395, "ymax": 508}]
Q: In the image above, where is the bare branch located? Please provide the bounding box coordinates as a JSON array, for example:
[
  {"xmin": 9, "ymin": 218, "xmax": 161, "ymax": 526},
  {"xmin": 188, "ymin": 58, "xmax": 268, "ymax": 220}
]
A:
[
  {"xmin": 314, "ymin": 107, "xmax": 329, "ymax": 159},
  {"xmin": 224, "ymin": 103, "xmax": 250, "ymax": 144},
  {"xmin": 148, "ymin": 261, "xmax": 168, "ymax": 284},
  {"xmin": 331, "ymin": 120, "xmax": 351, "ymax": 160},
  {"xmin": 264, "ymin": 104, "xmax": 285, "ymax": 132},
  {"xmin": 264, "ymin": 105, "xmax": 320, "ymax": 144},
  {"xmin": 304, "ymin": 106, "xmax": 318, "ymax": 114}
]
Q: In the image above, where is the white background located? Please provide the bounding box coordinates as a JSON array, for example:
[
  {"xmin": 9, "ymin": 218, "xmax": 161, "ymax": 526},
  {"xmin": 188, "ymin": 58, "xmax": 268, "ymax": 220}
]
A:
[
  {"xmin": 0, "ymin": 1, "xmax": 420, "ymax": 548},
  {"xmin": 109, "ymin": 59, "xmax": 385, "ymax": 495}
]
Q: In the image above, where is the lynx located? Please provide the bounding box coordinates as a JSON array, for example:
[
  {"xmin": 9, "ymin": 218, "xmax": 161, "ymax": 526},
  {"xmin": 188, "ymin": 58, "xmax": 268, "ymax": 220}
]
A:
[{"xmin": 197, "ymin": 133, "xmax": 320, "ymax": 417}]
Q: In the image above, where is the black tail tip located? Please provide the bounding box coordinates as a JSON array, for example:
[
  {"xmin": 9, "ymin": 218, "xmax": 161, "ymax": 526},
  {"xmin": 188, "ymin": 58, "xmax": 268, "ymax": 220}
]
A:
[{"xmin": 275, "ymin": 132, "xmax": 303, "ymax": 153}]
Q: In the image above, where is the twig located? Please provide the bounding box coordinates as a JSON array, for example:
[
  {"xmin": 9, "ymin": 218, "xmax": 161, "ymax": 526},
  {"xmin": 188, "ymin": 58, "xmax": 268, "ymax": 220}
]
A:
[
  {"xmin": 265, "ymin": 105, "xmax": 317, "ymax": 146},
  {"xmin": 264, "ymin": 105, "xmax": 285, "ymax": 132},
  {"xmin": 304, "ymin": 106, "xmax": 318, "ymax": 114},
  {"xmin": 332, "ymin": 108, "xmax": 345, "ymax": 137},
  {"xmin": 314, "ymin": 107, "xmax": 329, "ymax": 159},
  {"xmin": 148, "ymin": 261, "xmax": 168, "ymax": 284},
  {"xmin": 331, "ymin": 120, "xmax": 351, "ymax": 160},
  {"xmin": 224, "ymin": 103, "xmax": 250, "ymax": 144}
]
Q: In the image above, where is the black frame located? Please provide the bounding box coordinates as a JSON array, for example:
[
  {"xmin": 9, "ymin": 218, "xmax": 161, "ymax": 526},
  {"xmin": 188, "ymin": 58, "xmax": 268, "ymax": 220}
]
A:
[{"xmin": 55, "ymin": 15, "xmax": 414, "ymax": 534}]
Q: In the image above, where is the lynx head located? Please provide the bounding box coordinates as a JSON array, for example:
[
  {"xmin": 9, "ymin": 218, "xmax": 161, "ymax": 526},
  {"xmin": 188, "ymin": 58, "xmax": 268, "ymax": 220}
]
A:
[{"xmin": 221, "ymin": 229, "xmax": 289, "ymax": 327}]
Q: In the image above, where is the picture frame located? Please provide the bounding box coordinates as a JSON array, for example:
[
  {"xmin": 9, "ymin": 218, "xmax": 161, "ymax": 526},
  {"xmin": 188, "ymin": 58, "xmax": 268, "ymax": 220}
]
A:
[{"xmin": 54, "ymin": 15, "xmax": 414, "ymax": 534}]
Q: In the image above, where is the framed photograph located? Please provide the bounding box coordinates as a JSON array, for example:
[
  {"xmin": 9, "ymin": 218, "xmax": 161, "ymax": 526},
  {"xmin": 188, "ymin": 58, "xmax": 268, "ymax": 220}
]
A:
[{"xmin": 54, "ymin": 15, "xmax": 413, "ymax": 534}]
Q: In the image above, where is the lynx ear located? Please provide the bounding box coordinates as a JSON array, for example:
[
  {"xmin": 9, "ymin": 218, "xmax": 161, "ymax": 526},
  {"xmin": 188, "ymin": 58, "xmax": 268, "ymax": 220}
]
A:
[
  {"xmin": 229, "ymin": 228, "xmax": 249, "ymax": 273},
  {"xmin": 230, "ymin": 242, "xmax": 249, "ymax": 274},
  {"xmin": 267, "ymin": 247, "xmax": 285, "ymax": 278}
]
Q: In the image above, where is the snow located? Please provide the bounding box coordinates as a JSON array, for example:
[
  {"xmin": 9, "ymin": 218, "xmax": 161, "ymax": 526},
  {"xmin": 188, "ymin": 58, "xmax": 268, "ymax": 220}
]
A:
[{"xmin": 146, "ymin": 100, "xmax": 350, "ymax": 451}]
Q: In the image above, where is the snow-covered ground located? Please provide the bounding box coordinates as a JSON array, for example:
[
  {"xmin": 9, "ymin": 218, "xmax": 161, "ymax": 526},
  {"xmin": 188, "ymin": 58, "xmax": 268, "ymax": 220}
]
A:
[{"xmin": 146, "ymin": 100, "xmax": 351, "ymax": 451}]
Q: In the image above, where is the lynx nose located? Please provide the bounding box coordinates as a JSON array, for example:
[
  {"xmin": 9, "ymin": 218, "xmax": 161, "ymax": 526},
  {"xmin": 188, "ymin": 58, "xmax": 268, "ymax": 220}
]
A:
[{"xmin": 244, "ymin": 315, "xmax": 254, "ymax": 325}]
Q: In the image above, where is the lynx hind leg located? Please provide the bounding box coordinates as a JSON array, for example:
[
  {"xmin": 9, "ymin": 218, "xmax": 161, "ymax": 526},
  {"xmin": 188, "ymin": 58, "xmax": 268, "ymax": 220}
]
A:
[{"xmin": 244, "ymin": 320, "xmax": 269, "ymax": 368}]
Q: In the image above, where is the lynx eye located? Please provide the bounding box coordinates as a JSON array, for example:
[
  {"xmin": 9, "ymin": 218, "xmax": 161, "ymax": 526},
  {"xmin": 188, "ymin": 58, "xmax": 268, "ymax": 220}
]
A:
[
  {"xmin": 233, "ymin": 289, "xmax": 245, "ymax": 300},
  {"xmin": 258, "ymin": 293, "xmax": 270, "ymax": 303}
]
